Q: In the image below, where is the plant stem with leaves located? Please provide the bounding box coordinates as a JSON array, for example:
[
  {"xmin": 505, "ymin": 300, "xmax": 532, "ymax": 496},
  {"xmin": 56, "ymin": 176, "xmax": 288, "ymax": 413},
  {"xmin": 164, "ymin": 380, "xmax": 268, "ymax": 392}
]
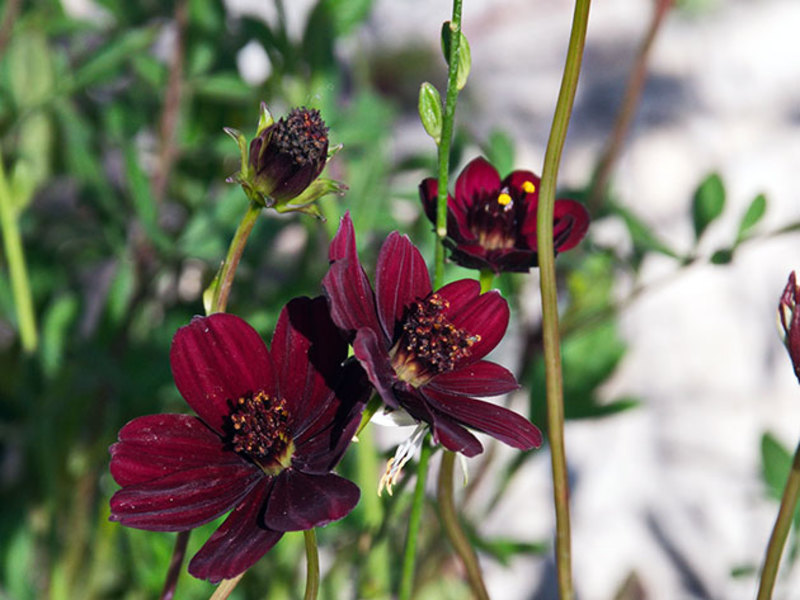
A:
[{"xmin": 537, "ymin": 0, "xmax": 591, "ymax": 598}]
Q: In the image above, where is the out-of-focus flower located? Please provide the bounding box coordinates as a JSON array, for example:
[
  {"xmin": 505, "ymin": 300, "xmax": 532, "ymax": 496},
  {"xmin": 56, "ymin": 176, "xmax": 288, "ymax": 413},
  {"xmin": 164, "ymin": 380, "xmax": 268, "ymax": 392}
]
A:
[
  {"xmin": 420, "ymin": 157, "xmax": 590, "ymax": 272},
  {"xmin": 109, "ymin": 298, "xmax": 367, "ymax": 583},
  {"xmin": 226, "ymin": 104, "xmax": 346, "ymax": 218},
  {"xmin": 779, "ymin": 271, "xmax": 800, "ymax": 384},
  {"xmin": 322, "ymin": 212, "xmax": 542, "ymax": 459}
]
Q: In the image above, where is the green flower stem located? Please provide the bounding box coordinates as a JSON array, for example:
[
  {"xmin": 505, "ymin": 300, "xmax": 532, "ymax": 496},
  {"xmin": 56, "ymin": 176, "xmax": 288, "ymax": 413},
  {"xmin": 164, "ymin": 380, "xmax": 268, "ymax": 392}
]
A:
[
  {"xmin": 0, "ymin": 156, "xmax": 37, "ymax": 352},
  {"xmin": 433, "ymin": 0, "xmax": 464, "ymax": 289},
  {"xmin": 479, "ymin": 269, "xmax": 495, "ymax": 294},
  {"xmin": 757, "ymin": 438, "xmax": 800, "ymax": 600},
  {"xmin": 209, "ymin": 202, "xmax": 262, "ymax": 313},
  {"xmin": 537, "ymin": 1, "xmax": 591, "ymax": 599},
  {"xmin": 208, "ymin": 573, "xmax": 244, "ymax": 600},
  {"xmin": 303, "ymin": 529, "xmax": 320, "ymax": 600},
  {"xmin": 438, "ymin": 450, "xmax": 490, "ymax": 600},
  {"xmin": 399, "ymin": 437, "xmax": 432, "ymax": 600}
]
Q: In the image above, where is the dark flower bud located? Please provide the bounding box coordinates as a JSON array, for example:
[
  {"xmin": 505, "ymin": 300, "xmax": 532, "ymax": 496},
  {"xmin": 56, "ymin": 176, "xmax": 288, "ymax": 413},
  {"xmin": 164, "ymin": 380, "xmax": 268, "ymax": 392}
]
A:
[
  {"xmin": 779, "ymin": 271, "xmax": 800, "ymax": 384},
  {"xmin": 226, "ymin": 103, "xmax": 346, "ymax": 218}
]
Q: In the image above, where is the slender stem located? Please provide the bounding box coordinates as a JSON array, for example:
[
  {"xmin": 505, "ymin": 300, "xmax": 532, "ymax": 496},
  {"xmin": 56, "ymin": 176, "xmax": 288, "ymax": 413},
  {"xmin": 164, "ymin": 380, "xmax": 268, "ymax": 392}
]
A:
[
  {"xmin": 757, "ymin": 438, "xmax": 800, "ymax": 600},
  {"xmin": 208, "ymin": 573, "xmax": 245, "ymax": 600},
  {"xmin": 399, "ymin": 437, "xmax": 432, "ymax": 600},
  {"xmin": 0, "ymin": 155, "xmax": 37, "ymax": 352},
  {"xmin": 437, "ymin": 451, "xmax": 490, "ymax": 600},
  {"xmin": 160, "ymin": 531, "xmax": 190, "ymax": 600},
  {"xmin": 433, "ymin": 0, "xmax": 464, "ymax": 289},
  {"xmin": 209, "ymin": 202, "xmax": 262, "ymax": 313},
  {"xmin": 587, "ymin": 0, "xmax": 673, "ymax": 212},
  {"xmin": 303, "ymin": 529, "xmax": 320, "ymax": 600},
  {"xmin": 479, "ymin": 269, "xmax": 494, "ymax": 294},
  {"xmin": 537, "ymin": 1, "xmax": 591, "ymax": 599}
]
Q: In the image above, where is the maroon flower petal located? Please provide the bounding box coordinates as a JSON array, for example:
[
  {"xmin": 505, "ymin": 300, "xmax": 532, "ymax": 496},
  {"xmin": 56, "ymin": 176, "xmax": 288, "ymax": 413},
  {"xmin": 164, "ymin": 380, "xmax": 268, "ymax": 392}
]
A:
[
  {"xmin": 375, "ymin": 232, "xmax": 431, "ymax": 337},
  {"xmin": 294, "ymin": 362, "xmax": 369, "ymax": 473},
  {"xmin": 420, "ymin": 178, "xmax": 439, "ymax": 224},
  {"xmin": 436, "ymin": 278, "xmax": 481, "ymax": 313},
  {"xmin": 352, "ymin": 327, "xmax": 399, "ymax": 409},
  {"xmin": 188, "ymin": 480, "xmax": 283, "ymax": 584},
  {"xmin": 109, "ymin": 462, "xmax": 263, "ymax": 531},
  {"xmin": 442, "ymin": 287, "xmax": 510, "ymax": 365},
  {"xmin": 552, "ymin": 199, "xmax": 590, "ymax": 252},
  {"xmin": 270, "ymin": 296, "xmax": 347, "ymax": 435},
  {"xmin": 454, "ymin": 157, "xmax": 501, "ymax": 213},
  {"xmin": 423, "ymin": 387, "xmax": 542, "ymax": 450},
  {"xmin": 430, "ymin": 413, "xmax": 483, "ymax": 457},
  {"xmin": 427, "ymin": 361, "xmax": 519, "ymax": 397},
  {"xmin": 419, "ymin": 178, "xmax": 471, "ymax": 242},
  {"xmin": 503, "ymin": 170, "xmax": 541, "ymax": 195},
  {"xmin": 323, "ymin": 213, "xmax": 385, "ymax": 339},
  {"xmin": 170, "ymin": 313, "xmax": 276, "ymax": 435},
  {"xmin": 263, "ymin": 470, "xmax": 360, "ymax": 532},
  {"xmin": 110, "ymin": 414, "xmax": 237, "ymax": 487}
]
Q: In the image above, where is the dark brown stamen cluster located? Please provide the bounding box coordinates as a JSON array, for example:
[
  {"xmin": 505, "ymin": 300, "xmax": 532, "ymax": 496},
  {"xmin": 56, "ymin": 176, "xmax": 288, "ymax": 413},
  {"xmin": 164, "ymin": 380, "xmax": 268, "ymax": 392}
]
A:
[
  {"xmin": 229, "ymin": 391, "xmax": 291, "ymax": 463},
  {"xmin": 270, "ymin": 107, "xmax": 329, "ymax": 167},
  {"xmin": 392, "ymin": 294, "xmax": 480, "ymax": 386}
]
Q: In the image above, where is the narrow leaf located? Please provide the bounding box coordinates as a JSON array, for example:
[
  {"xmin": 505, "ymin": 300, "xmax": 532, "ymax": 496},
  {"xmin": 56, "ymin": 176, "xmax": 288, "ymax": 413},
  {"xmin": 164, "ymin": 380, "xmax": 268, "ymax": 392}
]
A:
[
  {"xmin": 736, "ymin": 193, "xmax": 767, "ymax": 243},
  {"xmin": 440, "ymin": 22, "xmax": 471, "ymax": 91},
  {"xmin": 691, "ymin": 173, "xmax": 725, "ymax": 241}
]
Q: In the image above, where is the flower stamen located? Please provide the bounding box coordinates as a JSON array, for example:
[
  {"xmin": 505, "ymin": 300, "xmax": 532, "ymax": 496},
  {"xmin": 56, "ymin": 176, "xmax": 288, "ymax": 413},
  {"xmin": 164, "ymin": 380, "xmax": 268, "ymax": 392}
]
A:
[
  {"xmin": 522, "ymin": 180, "xmax": 536, "ymax": 194},
  {"xmin": 229, "ymin": 391, "xmax": 294, "ymax": 475}
]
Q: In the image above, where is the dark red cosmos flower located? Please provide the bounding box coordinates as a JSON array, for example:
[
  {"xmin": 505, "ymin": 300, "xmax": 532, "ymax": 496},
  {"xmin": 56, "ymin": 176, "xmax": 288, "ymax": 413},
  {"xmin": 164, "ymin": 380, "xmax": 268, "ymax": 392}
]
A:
[
  {"xmin": 108, "ymin": 297, "xmax": 367, "ymax": 583},
  {"xmin": 322, "ymin": 213, "xmax": 542, "ymax": 457},
  {"xmin": 779, "ymin": 271, "xmax": 800, "ymax": 384},
  {"xmin": 420, "ymin": 157, "xmax": 590, "ymax": 273}
]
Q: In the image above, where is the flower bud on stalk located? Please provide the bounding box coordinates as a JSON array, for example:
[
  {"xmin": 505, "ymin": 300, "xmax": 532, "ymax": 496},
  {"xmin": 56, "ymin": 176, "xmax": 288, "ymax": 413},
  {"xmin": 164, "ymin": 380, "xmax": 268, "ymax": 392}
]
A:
[
  {"xmin": 225, "ymin": 103, "xmax": 346, "ymax": 218},
  {"xmin": 778, "ymin": 271, "xmax": 800, "ymax": 383}
]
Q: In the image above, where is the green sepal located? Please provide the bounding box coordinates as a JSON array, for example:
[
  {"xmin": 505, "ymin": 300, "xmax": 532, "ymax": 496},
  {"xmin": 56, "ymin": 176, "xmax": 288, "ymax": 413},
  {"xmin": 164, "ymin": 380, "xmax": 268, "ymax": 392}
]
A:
[
  {"xmin": 223, "ymin": 126, "xmax": 250, "ymax": 179},
  {"xmin": 202, "ymin": 261, "xmax": 223, "ymax": 315},
  {"xmin": 256, "ymin": 101, "xmax": 274, "ymax": 136},
  {"xmin": 273, "ymin": 177, "xmax": 348, "ymax": 220}
]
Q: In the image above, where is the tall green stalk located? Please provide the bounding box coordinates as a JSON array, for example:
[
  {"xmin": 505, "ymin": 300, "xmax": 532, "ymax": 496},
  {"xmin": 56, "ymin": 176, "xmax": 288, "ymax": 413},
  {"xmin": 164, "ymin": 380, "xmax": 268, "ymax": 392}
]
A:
[
  {"xmin": 399, "ymin": 439, "xmax": 432, "ymax": 600},
  {"xmin": 536, "ymin": 1, "xmax": 591, "ymax": 598},
  {"xmin": 0, "ymin": 155, "xmax": 37, "ymax": 352},
  {"xmin": 756, "ymin": 438, "xmax": 800, "ymax": 600},
  {"xmin": 303, "ymin": 529, "xmax": 320, "ymax": 600}
]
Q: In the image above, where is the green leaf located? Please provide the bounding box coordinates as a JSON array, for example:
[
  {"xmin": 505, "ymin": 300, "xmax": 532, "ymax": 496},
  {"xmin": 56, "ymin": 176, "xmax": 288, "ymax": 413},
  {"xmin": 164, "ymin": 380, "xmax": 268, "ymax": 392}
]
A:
[
  {"xmin": 484, "ymin": 129, "xmax": 515, "ymax": 177},
  {"xmin": 691, "ymin": 172, "xmax": 725, "ymax": 241},
  {"xmin": 761, "ymin": 432, "xmax": 793, "ymax": 503},
  {"xmin": 71, "ymin": 27, "xmax": 158, "ymax": 90},
  {"xmin": 6, "ymin": 29, "xmax": 55, "ymax": 107},
  {"xmin": 40, "ymin": 294, "xmax": 79, "ymax": 378},
  {"xmin": 314, "ymin": 0, "xmax": 376, "ymax": 36},
  {"xmin": 736, "ymin": 193, "xmax": 767, "ymax": 243},
  {"xmin": 190, "ymin": 73, "xmax": 253, "ymax": 102},
  {"xmin": 710, "ymin": 248, "xmax": 733, "ymax": 265},
  {"xmin": 418, "ymin": 82, "xmax": 443, "ymax": 144},
  {"xmin": 613, "ymin": 203, "xmax": 680, "ymax": 260},
  {"xmin": 440, "ymin": 22, "xmax": 471, "ymax": 91}
]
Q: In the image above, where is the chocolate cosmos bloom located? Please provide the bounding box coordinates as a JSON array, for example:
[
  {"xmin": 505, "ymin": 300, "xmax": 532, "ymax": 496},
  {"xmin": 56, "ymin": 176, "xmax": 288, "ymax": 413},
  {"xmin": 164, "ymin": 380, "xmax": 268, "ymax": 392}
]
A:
[
  {"xmin": 109, "ymin": 298, "xmax": 368, "ymax": 583},
  {"xmin": 322, "ymin": 213, "xmax": 542, "ymax": 457},
  {"xmin": 779, "ymin": 271, "xmax": 800, "ymax": 384},
  {"xmin": 420, "ymin": 157, "xmax": 590, "ymax": 273}
]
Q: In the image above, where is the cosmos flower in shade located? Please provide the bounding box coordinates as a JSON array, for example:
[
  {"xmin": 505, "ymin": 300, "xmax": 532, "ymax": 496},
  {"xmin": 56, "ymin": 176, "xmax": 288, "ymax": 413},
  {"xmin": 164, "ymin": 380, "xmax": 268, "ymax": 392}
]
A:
[
  {"xmin": 420, "ymin": 156, "xmax": 590, "ymax": 273},
  {"xmin": 108, "ymin": 297, "xmax": 368, "ymax": 583},
  {"xmin": 225, "ymin": 103, "xmax": 346, "ymax": 217},
  {"xmin": 779, "ymin": 271, "xmax": 800, "ymax": 384},
  {"xmin": 322, "ymin": 212, "xmax": 542, "ymax": 459}
]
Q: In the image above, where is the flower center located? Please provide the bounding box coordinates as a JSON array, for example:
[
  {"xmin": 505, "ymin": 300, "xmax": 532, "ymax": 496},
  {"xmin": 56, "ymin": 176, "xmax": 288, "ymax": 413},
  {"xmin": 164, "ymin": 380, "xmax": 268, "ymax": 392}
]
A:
[
  {"xmin": 468, "ymin": 185, "xmax": 529, "ymax": 251},
  {"xmin": 270, "ymin": 107, "xmax": 329, "ymax": 167},
  {"xmin": 390, "ymin": 294, "xmax": 480, "ymax": 387},
  {"xmin": 228, "ymin": 391, "xmax": 294, "ymax": 475}
]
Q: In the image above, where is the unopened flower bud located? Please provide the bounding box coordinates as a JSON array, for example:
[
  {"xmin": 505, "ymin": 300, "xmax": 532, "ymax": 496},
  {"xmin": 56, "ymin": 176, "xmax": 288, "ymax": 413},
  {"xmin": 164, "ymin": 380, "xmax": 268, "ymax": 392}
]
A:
[
  {"xmin": 778, "ymin": 271, "xmax": 800, "ymax": 383},
  {"xmin": 226, "ymin": 104, "xmax": 346, "ymax": 218}
]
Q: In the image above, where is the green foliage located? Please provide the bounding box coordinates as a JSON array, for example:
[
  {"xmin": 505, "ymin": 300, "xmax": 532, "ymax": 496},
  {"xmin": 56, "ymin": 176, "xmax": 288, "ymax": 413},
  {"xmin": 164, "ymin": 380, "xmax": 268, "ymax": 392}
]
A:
[
  {"xmin": 440, "ymin": 23, "xmax": 471, "ymax": 91},
  {"xmin": 691, "ymin": 172, "xmax": 725, "ymax": 241},
  {"xmin": 418, "ymin": 82, "xmax": 443, "ymax": 144}
]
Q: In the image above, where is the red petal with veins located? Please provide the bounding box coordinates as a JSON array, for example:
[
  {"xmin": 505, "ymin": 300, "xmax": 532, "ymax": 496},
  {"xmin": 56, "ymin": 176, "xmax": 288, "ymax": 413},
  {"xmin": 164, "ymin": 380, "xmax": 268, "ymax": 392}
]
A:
[
  {"xmin": 375, "ymin": 232, "xmax": 431, "ymax": 337},
  {"xmin": 170, "ymin": 313, "xmax": 276, "ymax": 436}
]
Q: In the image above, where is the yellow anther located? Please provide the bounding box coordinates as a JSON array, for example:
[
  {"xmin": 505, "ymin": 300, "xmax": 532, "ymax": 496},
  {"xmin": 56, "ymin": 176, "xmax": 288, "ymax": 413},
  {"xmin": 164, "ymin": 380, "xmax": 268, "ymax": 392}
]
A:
[
  {"xmin": 497, "ymin": 192, "xmax": 512, "ymax": 206},
  {"xmin": 522, "ymin": 180, "xmax": 536, "ymax": 194}
]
